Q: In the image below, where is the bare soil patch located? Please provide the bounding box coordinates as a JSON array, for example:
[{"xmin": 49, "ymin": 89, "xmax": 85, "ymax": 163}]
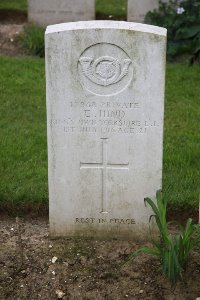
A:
[
  {"xmin": 0, "ymin": 217, "xmax": 199, "ymax": 300},
  {"xmin": 0, "ymin": 23, "xmax": 26, "ymax": 57},
  {"xmin": 0, "ymin": 9, "xmax": 28, "ymax": 57}
]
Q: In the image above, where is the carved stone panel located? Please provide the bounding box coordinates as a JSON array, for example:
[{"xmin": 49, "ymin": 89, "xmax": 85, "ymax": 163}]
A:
[
  {"xmin": 78, "ymin": 43, "xmax": 133, "ymax": 96},
  {"xmin": 46, "ymin": 21, "xmax": 167, "ymax": 239}
]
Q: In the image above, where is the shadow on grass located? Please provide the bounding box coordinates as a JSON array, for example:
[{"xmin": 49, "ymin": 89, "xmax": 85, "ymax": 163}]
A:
[
  {"xmin": 0, "ymin": 9, "xmax": 27, "ymax": 24},
  {"xmin": 0, "ymin": 201, "xmax": 48, "ymax": 218},
  {"xmin": 0, "ymin": 201, "xmax": 198, "ymax": 224}
]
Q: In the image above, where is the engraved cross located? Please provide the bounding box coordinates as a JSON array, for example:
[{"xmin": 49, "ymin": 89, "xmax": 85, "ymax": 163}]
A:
[{"xmin": 80, "ymin": 138, "xmax": 129, "ymax": 213}]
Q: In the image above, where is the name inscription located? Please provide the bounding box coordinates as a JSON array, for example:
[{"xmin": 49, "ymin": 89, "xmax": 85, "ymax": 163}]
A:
[
  {"xmin": 50, "ymin": 100, "xmax": 159, "ymax": 136},
  {"xmin": 75, "ymin": 217, "xmax": 136, "ymax": 225}
]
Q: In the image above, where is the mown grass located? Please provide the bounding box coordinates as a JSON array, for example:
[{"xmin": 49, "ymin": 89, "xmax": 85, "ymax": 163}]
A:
[
  {"xmin": 0, "ymin": 56, "xmax": 199, "ymax": 212},
  {"xmin": 0, "ymin": 57, "xmax": 47, "ymax": 206},
  {"xmin": 0, "ymin": 0, "xmax": 27, "ymax": 11},
  {"xmin": 163, "ymin": 64, "xmax": 200, "ymax": 210}
]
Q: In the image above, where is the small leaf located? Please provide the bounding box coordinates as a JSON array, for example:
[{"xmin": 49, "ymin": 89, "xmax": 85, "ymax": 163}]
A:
[{"xmin": 175, "ymin": 26, "xmax": 200, "ymax": 40}]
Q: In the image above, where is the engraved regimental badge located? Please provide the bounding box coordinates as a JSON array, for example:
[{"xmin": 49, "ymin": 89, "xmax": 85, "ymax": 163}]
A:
[{"xmin": 78, "ymin": 43, "xmax": 133, "ymax": 96}]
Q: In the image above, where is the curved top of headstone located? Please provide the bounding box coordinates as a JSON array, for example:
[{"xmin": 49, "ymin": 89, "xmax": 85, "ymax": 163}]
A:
[{"xmin": 45, "ymin": 20, "xmax": 167, "ymax": 36}]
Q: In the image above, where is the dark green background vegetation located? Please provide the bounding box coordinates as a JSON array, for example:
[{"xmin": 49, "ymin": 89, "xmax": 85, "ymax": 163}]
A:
[{"xmin": 145, "ymin": 0, "xmax": 200, "ymax": 63}]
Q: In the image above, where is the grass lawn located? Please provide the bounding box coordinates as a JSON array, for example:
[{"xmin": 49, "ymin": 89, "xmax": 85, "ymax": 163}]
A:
[
  {"xmin": 164, "ymin": 64, "xmax": 200, "ymax": 210},
  {"xmin": 0, "ymin": 57, "xmax": 47, "ymax": 206},
  {"xmin": 0, "ymin": 0, "xmax": 27, "ymax": 11},
  {"xmin": 0, "ymin": 56, "xmax": 199, "ymax": 212}
]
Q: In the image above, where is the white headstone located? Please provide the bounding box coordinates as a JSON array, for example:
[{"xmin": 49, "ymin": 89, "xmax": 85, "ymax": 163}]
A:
[
  {"xmin": 128, "ymin": 0, "xmax": 169, "ymax": 23},
  {"xmin": 46, "ymin": 21, "xmax": 166, "ymax": 239},
  {"xmin": 28, "ymin": 0, "xmax": 95, "ymax": 27}
]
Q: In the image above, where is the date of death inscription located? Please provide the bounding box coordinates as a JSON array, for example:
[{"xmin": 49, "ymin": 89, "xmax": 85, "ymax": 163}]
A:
[
  {"xmin": 50, "ymin": 101, "xmax": 159, "ymax": 135},
  {"xmin": 75, "ymin": 218, "xmax": 136, "ymax": 225}
]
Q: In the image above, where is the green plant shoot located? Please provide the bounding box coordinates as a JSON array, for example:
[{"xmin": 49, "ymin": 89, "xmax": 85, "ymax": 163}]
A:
[{"xmin": 128, "ymin": 190, "xmax": 200, "ymax": 286}]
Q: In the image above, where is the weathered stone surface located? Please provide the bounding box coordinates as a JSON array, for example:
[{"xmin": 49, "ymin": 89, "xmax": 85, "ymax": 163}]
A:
[
  {"xmin": 45, "ymin": 21, "xmax": 167, "ymax": 239},
  {"xmin": 28, "ymin": 0, "xmax": 95, "ymax": 27},
  {"xmin": 127, "ymin": 0, "xmax": 169, "ymax": 23}
]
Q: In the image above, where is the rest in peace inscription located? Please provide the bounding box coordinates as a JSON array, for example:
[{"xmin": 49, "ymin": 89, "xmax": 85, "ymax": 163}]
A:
[{"xmin": 75, "ymin": 218, "xmax": 136, "ymax": 225}]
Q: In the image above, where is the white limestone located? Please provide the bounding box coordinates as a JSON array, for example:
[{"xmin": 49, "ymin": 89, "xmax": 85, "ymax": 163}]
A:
[
  {"xmin": 128, "ymin": 0, "xmax": 169, "ymax": 23},
  {"xmin": 46, "ymin": 21, "xmax": 167, "ymax": 239},
  {"xmin": 28, "ymin": 0, "xmax": 95, "ymax": 27}
]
